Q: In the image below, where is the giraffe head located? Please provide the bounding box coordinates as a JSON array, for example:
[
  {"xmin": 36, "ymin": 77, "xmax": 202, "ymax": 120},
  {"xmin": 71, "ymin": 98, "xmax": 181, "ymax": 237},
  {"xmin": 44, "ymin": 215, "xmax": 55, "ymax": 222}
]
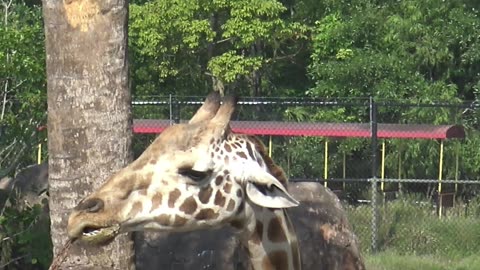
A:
[{"xmin": 67, "ymin": 92, "xmax": 299, "ymax": 244}]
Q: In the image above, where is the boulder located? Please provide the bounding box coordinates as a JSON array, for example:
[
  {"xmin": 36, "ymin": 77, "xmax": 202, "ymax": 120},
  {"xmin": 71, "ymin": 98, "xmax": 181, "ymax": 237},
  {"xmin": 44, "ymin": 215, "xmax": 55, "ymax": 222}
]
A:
[
  {"xmin": 0, "ymin": 162, "xmax": 49, "ymax": 208},
  {"xmin": 135, "ymin": 228, "xmax": 249, "ymax": 270},
  {"xmin": 288, "ymin": 182, "xmax": 365, "ymax": 270}
]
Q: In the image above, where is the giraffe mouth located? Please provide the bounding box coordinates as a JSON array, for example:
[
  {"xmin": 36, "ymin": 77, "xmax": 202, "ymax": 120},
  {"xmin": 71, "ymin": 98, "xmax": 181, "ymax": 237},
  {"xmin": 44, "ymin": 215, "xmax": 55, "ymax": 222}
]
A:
[{"xmin": 79, "ymin": 224, "xmax": 120, "ymax": 245}]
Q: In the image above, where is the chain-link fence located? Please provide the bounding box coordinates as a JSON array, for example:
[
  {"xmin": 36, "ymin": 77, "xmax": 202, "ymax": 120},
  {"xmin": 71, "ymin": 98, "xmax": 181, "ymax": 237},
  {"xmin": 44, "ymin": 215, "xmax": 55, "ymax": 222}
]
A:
[{"xmin": 132, "ymin": 95, "xmax": 480, "ymax": 258}]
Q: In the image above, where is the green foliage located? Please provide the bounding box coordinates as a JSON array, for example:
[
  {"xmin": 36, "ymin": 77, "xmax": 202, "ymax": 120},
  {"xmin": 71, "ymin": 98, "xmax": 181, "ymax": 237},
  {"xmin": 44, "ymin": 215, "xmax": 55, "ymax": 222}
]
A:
[
  {"xmin": 0, "ymin": 1, "xmax": 46, "ymax": 177},
  {"xmin": 309, "ymin": 1, "xmax": 480, "ymax": 101},
  {"xmin": 0, "ymin": 2, "xmax": 49, "ymax": 268},
  {"xmin": 0, "ymin": 202, "xmax": 52, "ymax": 269},
  {"xmin": 346, "ymin": 194, "xmax": 480, "ymax": 257},
  {"xmin": 129, "ymin": 0, "xmax": 308, "ymax": 96},
  {"xmin": 208, "ymin": 51, "xmax": 263, "ymax": 83},
  {"xmin": 298, "ymin": 0, "xmax": 480, "ymax": 182}
]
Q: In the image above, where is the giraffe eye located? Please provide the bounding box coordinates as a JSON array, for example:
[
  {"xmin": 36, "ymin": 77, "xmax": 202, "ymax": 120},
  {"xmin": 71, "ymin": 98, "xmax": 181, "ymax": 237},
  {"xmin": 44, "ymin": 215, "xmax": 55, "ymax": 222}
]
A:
[{"xmin": 178, "ymin": 168, "xmax": 210, "ymax": 182}]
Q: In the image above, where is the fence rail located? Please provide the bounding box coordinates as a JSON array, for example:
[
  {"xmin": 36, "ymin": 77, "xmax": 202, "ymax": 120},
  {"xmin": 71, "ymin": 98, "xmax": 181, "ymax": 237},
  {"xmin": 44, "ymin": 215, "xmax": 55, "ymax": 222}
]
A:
[{"xmin": 132, "ymin": 96, "xmax": 480, "ymax": 256}]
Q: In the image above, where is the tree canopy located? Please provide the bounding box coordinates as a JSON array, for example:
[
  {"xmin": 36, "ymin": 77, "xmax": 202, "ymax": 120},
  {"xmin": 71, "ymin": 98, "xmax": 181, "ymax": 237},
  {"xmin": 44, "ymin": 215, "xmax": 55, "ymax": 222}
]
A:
[{"xmin": 1, "ymin": 0, "xmax": 480, "ymax": 268}]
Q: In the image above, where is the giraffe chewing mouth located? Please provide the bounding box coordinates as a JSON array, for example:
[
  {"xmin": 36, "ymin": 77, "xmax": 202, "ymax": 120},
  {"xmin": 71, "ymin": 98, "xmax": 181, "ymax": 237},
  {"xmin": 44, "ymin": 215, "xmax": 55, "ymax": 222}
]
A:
[{"xmin": 79, "ymin": 224, "xmax": 120, "ymax": 245}]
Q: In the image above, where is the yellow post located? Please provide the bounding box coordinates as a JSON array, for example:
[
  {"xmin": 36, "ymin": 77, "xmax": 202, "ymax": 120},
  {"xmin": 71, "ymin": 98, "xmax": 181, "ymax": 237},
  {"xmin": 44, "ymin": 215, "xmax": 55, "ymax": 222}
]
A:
[
  {"xmin": 342, "ymin": 151, "xmax": 346, "ymax": 190},
  {"xmin": 37, "ymin": 143, "xmax": 42, "ymax": 164},
  {"xmin": 268, "ymin": 136, "xmax": 272, "ymax": 158},
  {"xmin": 324, "ymin": 140, "xmax": 329, "ymax": 188},
  {"xmin": 438, "ymin": 140, "xmax": 444, "ymax": 218}
]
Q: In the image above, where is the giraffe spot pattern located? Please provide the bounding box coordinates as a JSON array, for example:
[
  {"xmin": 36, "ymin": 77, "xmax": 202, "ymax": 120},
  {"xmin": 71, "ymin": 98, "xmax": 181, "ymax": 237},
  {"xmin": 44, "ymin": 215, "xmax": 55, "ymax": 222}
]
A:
[
  {"xmin": 224, "ymin": 143, "xmax": 232, "ymax": 152},
  {"xmin": 195, "ymin": 209, "xmax": 219, "ymax": 220},
  {"xmin": 267, "ymin": 217, "xmax": 287, "ymax": 243},
  {"xmin": 262, "ymin": 250, "xmax": 288, "ymax": 270},
  {"xmin": 198, "ymin": 186, "xmax": 213, "ymax": 204},
  {"xmin": 246, "ymin": 142, "xmax": 256, "ymax": 160},
  {"xmin": 155, "ymin": 214, "xmax": 170, "ymax": 226},
  {"xmin": 236, "ymin": 189, "xmax": 243, "ymax": 198},
  {"xmin": 128, "ymin": 201, "xmax": 143, "ymax": 218},
  {"xmin": 151, "ymin": 193, "xmax": 163, "ymax": 210},
  {"xmin": 223, "ymin": 182, "xmax": 232, "ymax": 194},
  {"xmin": 168, "ymin": 189, "xmax": 181, "ymax": 208},
  {"xmin": 214, "ymin": 190, "xmax": 226, "ymax": 207},
  {"xmin": 173, "ymin": 215, "xmax": 188, "ymax": 227},
  {"xmin": 226, "ymin": 199, "xmax": 236, "ymax": 211},
  {"xmin": 237, "ymin": 152, "xmax": 248, "ymax": 159},
  {"xmin": 179, "ymin": 196, "xmax": 197, "ymax": 214},
  {"xmin": 215, "ymin": 175, "xmax": 224, "ymax": 185}
]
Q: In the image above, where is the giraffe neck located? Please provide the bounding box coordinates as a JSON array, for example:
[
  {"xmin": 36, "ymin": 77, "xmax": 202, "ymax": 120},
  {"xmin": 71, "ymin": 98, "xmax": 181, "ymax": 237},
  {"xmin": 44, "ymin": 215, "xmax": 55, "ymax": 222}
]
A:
[
  {"xmin": 243, "ymin": 206, "xmax": 300, "ymax": 270},
  {"xmin": 218, "ymin": 135, "xmax": 301, "ymax": 270}
]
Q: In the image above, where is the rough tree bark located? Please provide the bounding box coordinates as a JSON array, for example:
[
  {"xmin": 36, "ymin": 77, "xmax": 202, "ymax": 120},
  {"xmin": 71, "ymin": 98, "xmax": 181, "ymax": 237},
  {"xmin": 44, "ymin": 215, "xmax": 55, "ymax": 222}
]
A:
[{"xmin": 43, "ymin": 0, "xmax": 134, "ymax": 268}]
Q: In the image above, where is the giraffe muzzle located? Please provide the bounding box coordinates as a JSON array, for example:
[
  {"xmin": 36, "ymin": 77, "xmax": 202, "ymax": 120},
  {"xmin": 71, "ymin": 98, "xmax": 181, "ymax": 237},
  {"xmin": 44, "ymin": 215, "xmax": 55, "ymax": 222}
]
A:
[
  {"xmin": 78, "ymin": 224, "xmax": 121, "ymax": 245},
  {"xmin": 67, "ymin": 198, "xmax": 122, "ymax": 245}
]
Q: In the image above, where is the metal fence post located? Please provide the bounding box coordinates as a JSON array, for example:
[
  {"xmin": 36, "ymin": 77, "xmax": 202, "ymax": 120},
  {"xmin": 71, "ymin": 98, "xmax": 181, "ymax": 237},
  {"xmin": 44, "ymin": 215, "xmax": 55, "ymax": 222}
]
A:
[
  {"xmin": 169, "ymin": 94, "xmax": 173, "ymax": 125},
  {"xmin": 174, "ymin": 96, "xmax": 180, "ymax": 124},
  {"xmin": 370, "ymin": 97, "xmax": 379, "ymax": 253}
]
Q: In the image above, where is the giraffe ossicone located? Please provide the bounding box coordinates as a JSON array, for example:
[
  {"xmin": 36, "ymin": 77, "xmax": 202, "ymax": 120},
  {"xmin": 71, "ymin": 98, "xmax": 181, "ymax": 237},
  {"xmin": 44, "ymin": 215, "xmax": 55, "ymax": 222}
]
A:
[{"xmin": 67, "ymin": 91, "xmax": 302, "ymax": 269}]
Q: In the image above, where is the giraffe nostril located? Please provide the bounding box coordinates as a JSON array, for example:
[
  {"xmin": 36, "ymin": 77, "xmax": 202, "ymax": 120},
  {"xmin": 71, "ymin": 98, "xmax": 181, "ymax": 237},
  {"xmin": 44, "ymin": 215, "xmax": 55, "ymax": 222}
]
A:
[{"xmin": 75, "ymin": 198, "xmax": 104, "ymax": 213}]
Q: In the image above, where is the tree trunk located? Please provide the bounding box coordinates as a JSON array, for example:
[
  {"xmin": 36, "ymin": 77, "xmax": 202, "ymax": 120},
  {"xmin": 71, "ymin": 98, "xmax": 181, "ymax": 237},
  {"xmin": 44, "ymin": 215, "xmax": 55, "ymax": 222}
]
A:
[{"xmin": 43, "ymin": 0, "xmax": 134, "ymax": 269}]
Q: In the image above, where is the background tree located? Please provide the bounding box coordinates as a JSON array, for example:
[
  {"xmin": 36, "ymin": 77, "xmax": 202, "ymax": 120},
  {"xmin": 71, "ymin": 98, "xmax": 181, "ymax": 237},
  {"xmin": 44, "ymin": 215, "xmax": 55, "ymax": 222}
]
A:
[
  {"xmin": 282, "ymin": 0, "xmax": 480, "ymax": 186},
  {"xmin": 43, "ymin": 0, "xmax": 134, "ymax": 269},
  {"xmin": 0, "ymin": 1, "xmax": 49, "ymax": 268},
  {"xmin": 128, "ymin": 0, "xmax": 308, "ymax": 97},
  {"xmin": 0, "ymin": 0, "xmax": 46, "ymax": 179}
]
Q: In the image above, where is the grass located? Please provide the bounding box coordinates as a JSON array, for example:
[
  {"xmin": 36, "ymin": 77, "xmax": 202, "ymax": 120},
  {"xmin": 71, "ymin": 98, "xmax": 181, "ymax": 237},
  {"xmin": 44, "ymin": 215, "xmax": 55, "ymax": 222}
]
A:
[
  {"xmin": 366, "ymin": 252, "xmax": 480, "ymax": 270},
  {"xmin": 345, "ymin": 194, "xmax": 480, "ymax": 258},
  {"xmin": 344, "ymin": 194, "xmax": 480, "ymax": 269}
]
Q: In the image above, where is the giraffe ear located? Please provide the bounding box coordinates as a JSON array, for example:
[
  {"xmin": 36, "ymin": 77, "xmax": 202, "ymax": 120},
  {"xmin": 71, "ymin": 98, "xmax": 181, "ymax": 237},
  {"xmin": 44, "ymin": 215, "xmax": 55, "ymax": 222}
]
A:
[{"xmin": 245, "ymin": 171, "xmax": 299, "ymax": 208}]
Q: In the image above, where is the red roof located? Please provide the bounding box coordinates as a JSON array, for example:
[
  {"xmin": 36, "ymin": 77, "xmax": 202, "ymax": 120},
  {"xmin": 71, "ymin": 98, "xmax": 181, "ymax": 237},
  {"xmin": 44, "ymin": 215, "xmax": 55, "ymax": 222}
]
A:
[{"xmin": 133, "ymin": 120, "xmax": 465, "ymax": 139}]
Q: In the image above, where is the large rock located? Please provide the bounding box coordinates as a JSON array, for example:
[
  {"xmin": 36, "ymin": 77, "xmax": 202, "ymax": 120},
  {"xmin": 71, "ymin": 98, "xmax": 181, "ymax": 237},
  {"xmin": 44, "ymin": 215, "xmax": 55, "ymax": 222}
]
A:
[
  {"xmin": 288, "ymin": 182, "xmax": 365, "ymax": 270},
  {"xmin": 135, "ymin": 228, "xmax": 250, "ymax": 270},
  {"xmin": 0, "ymin": 162, "xmax": 49, "ymax": 208},
  {"xmin": 135, "ymin": 182, "xmax": 365, "ymax": 270}
]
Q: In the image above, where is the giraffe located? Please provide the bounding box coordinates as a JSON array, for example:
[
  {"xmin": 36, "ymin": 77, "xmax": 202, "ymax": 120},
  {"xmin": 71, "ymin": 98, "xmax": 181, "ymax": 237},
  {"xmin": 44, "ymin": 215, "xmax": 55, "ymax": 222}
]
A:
[{"xmin": 67, "ymin": 92, "xmax": 302, "ymax": 270}]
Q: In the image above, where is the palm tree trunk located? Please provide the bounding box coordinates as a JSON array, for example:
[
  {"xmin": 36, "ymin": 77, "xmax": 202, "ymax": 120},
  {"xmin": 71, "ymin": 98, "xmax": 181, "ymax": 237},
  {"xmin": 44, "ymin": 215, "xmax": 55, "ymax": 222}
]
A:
[{"xmin": 43, "ymin": 0, "xmax": 135, "ymax": 268}]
